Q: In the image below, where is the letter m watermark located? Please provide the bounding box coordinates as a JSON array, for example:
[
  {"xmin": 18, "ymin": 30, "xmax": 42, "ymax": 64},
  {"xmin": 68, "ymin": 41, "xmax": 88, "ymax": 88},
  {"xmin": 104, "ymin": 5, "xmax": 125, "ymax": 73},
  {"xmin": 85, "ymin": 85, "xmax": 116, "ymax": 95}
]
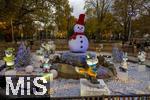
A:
[{"xmin": 6, "ymin": 77, "xmax": 24, "ymax": 95}]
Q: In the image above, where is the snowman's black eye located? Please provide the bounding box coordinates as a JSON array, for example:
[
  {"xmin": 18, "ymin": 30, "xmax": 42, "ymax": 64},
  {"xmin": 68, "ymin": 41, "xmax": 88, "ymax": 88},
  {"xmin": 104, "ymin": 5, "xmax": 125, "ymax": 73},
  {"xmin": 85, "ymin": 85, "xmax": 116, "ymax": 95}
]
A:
[{"xmin": 78, "ymin": 26, "xmax": 80, "ymax": 29}]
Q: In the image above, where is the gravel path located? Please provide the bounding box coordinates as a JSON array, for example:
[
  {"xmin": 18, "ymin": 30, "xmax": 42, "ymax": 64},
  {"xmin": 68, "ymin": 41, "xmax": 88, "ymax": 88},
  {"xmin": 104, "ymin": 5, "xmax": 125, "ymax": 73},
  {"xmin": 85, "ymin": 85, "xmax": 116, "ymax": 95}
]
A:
[
  {"xmin": 0, "ymin": 53, "xmax": 150, "ymax": 97},
  {"xmin": 50, "ymin": 61, "xmax": 150, "ymax": 97}
]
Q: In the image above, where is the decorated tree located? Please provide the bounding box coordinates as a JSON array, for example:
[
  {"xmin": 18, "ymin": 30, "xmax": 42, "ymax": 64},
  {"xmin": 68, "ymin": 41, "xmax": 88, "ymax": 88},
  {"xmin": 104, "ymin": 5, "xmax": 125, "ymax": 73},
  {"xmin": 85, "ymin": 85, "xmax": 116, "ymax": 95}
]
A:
[
  {"xmin": 112, "ymin": 46, "xmax": 123, "ymax": 63},
  {"xmin": 24, "ymin": 47, "xmax": 31, "ymax": 66},
  {"xmin": 15, "ymin": 42, "xmax": 31, "ymax": 68}
]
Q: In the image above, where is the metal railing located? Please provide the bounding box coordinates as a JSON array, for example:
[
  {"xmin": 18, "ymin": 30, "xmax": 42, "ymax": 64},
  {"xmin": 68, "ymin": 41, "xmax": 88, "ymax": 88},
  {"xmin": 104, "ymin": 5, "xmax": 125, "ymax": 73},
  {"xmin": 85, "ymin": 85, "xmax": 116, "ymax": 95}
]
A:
[
  {"xmin": 0, "ymin": 93, "xmax": 150, "ymax": 100},
  {"xmin": 50, "ymin": 95, "xmax": 150, "ymax": 100}
]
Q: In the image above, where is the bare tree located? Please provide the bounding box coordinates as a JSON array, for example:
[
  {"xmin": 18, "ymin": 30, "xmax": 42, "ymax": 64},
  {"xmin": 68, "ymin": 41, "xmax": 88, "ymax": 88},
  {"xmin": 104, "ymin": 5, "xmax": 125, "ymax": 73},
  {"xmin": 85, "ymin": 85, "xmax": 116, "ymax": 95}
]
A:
[{"xmin": 85, "ymin": 0, "xmax": 112, "ymax": 40}]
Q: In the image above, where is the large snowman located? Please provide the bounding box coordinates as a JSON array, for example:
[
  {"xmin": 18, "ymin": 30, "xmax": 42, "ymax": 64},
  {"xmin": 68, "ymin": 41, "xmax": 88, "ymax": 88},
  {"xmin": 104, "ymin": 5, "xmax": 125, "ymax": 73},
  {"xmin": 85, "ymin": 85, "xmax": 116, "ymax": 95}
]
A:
[{"xmin": 69, "ymin": 14, "xmax": 89, "ymax": 53}]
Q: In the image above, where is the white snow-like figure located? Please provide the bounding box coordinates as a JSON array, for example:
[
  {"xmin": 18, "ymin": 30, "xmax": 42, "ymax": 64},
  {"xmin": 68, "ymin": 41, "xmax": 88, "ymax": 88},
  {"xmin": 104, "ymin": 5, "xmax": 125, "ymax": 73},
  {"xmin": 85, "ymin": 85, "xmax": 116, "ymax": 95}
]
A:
[
  {"xmin": 119, "ymin": 52, "xmax": 128, "ymax": 72},
  {"xmin": 69, "ymin": 14, "xmax": 89, "ymax": 53},
  {"xmin": 42, "ymin": 57, "xmax": 51, "ymax": 73},
  {"xmin": 36, "ymin": 47, "xmax": 44, "ymax": 55},
  {"xmin": 138, "ymin": 51, "xmax": 146, "ymax": 63},
  {"xmin": 122, "ymin": 58, "xmax": 128, "ymax": 69},
  {"xmin": 69, "ymin": 34, "xmax": 89, "ymax": 53},
  {"xmin": 50, "ymin": 69, "xmax": 58, "ymax": 79},
  {"xmin": 25, "ymin": 65, "xmax": 34, "ymax": 73},
  {"xmin": 44, "ymin": 41, "xmax": 55, "ymax": 52},
  {"xmin": 41, "ymin": 41, "xmax": 56, "ymax": 54}
]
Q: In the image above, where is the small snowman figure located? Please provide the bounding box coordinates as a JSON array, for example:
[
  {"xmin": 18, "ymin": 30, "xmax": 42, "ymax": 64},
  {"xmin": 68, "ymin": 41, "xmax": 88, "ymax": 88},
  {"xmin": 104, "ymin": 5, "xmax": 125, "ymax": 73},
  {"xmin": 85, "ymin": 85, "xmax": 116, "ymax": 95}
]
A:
[
  {"xmin": 42, "ymin": 56, "xmax": 51, "ymax": 73},
  {"xmin": 119, "ymin": 52, "xmax": 128, "ymax": 72},
  {"xmin": 3, "ymin": 48, "xmax": 15, "ymax": 70},
  {"xmin": 138, "ymin": 51, "xmax": 146, "ymax": 64},
  {"xmin": 69, "ymin": 14, "xmax": 89, "ymax": 53},
  {"xmin": 47, "ymin": 41, "xmax": 56, "ymax": 54},
  {"xmin": 36, "ymin": 47, "xmax": 44, "ymax": 56}
]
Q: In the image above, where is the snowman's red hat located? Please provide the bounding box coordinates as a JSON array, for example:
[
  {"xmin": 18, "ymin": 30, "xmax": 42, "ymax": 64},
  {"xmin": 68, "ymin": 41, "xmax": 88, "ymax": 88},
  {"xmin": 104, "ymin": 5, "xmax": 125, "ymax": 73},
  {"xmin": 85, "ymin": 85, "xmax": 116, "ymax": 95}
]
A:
[{"xmin": 76, "ymin": 14, "xmax": 85, "ymax": 25}]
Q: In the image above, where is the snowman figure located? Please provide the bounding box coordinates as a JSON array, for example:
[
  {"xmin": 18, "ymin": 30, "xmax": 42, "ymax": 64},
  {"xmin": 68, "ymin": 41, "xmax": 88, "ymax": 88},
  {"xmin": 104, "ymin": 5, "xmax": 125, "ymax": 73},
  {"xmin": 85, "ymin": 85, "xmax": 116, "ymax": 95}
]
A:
[
  {"xmin": 119, "ymin": 52, "xmax": 128, "ymax": 72},
  {"xmin": 138, "ymin": 51, "xmax": 146, "ymax": 64},
  {"xmin": 47, "ymin": 41, "xmax": 56, "ymax": 54},
  {"xmin": 69, "ymin": 14, "xmax": 89, "ymax": 53},
  {"xmin": 42, "ymin": 56, "xmax": 51, "ymax": 73}
]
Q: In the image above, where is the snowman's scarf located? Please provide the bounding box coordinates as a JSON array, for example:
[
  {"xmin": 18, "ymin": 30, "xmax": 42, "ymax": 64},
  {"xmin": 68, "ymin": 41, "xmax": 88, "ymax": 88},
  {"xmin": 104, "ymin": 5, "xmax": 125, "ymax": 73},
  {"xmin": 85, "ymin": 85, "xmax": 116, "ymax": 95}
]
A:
[{"xmin": 69, "ymin": 32, "xmax": 84, "ymax": 40}]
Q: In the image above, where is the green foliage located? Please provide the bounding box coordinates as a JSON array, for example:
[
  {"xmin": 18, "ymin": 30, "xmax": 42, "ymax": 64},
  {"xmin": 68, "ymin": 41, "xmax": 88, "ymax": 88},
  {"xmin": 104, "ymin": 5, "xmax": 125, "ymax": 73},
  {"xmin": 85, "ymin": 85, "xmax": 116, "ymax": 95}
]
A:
[
  {"xmin": 113, "ymin": 0, "xmax": 150, "ymax": 39},
  {"xmin": 67, "ymin": 16, "xmax": 76, "ymax": 38},
  {"xmin": 67, "ymin": 26, "xmax": 74, "ymax": 39},
  {"xmin": 84, "ymin": 0, "xmax": 114, "ymax": 40},
  {"xmin": 132, "ymin": 15, "xmax": 150, "ymax": 36},
  {"xmin": 53, "ymin": 0, "xmax": 72, "ymax": 32},
  {"xmin": 0, "ymin": 0, "xmax": 149, "ymax": 40},
  {"xmin": 0, "ymin": 0, "xmax": 72, "ymax": 40},
  {"xmin": 84, "ymin": 0, "xmax": 150, "ymax": 40}
]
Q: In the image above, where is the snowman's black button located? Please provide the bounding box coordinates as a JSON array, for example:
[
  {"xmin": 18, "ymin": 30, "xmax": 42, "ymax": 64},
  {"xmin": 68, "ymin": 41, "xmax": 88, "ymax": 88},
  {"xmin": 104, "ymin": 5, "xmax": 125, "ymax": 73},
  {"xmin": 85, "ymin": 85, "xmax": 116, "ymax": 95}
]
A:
[
  {"xmin": 80, "ymin": 46, "xmax": 83, "ymax": 48},
  {"xmin": 80, "ymin": 36, "xmax": 82, "ymax": 38},
  {"xmin": 80, "ymin": 40, "xmax": 83, "ymax": 43}
]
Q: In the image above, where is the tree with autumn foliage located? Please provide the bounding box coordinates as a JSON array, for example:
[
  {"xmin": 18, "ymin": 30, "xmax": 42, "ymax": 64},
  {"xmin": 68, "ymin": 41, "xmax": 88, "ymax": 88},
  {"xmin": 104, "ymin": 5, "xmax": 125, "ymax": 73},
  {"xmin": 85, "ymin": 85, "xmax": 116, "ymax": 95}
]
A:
[
  {"xmin": 85, "ymin": 0, "xmax": 118, "ymax": 41},
  {"xmin": 85, "ymin": 0, "xmax": 150, "ymax": 41},
  {"xmin": 113, "ymin": 0, "xmax": 150, "ymax": 40},
  {"xmin": 0, "ymin": 0, "xmax": 73, "ymax": 41}
]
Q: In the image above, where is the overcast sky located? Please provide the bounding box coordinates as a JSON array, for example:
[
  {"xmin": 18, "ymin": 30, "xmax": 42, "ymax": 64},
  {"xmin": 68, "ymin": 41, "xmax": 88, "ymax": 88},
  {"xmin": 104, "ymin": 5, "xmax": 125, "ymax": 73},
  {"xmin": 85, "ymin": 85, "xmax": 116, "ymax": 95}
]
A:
[{"xmin": 69, "ymin": 0, "xmax": 85, "ymax": 18}]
